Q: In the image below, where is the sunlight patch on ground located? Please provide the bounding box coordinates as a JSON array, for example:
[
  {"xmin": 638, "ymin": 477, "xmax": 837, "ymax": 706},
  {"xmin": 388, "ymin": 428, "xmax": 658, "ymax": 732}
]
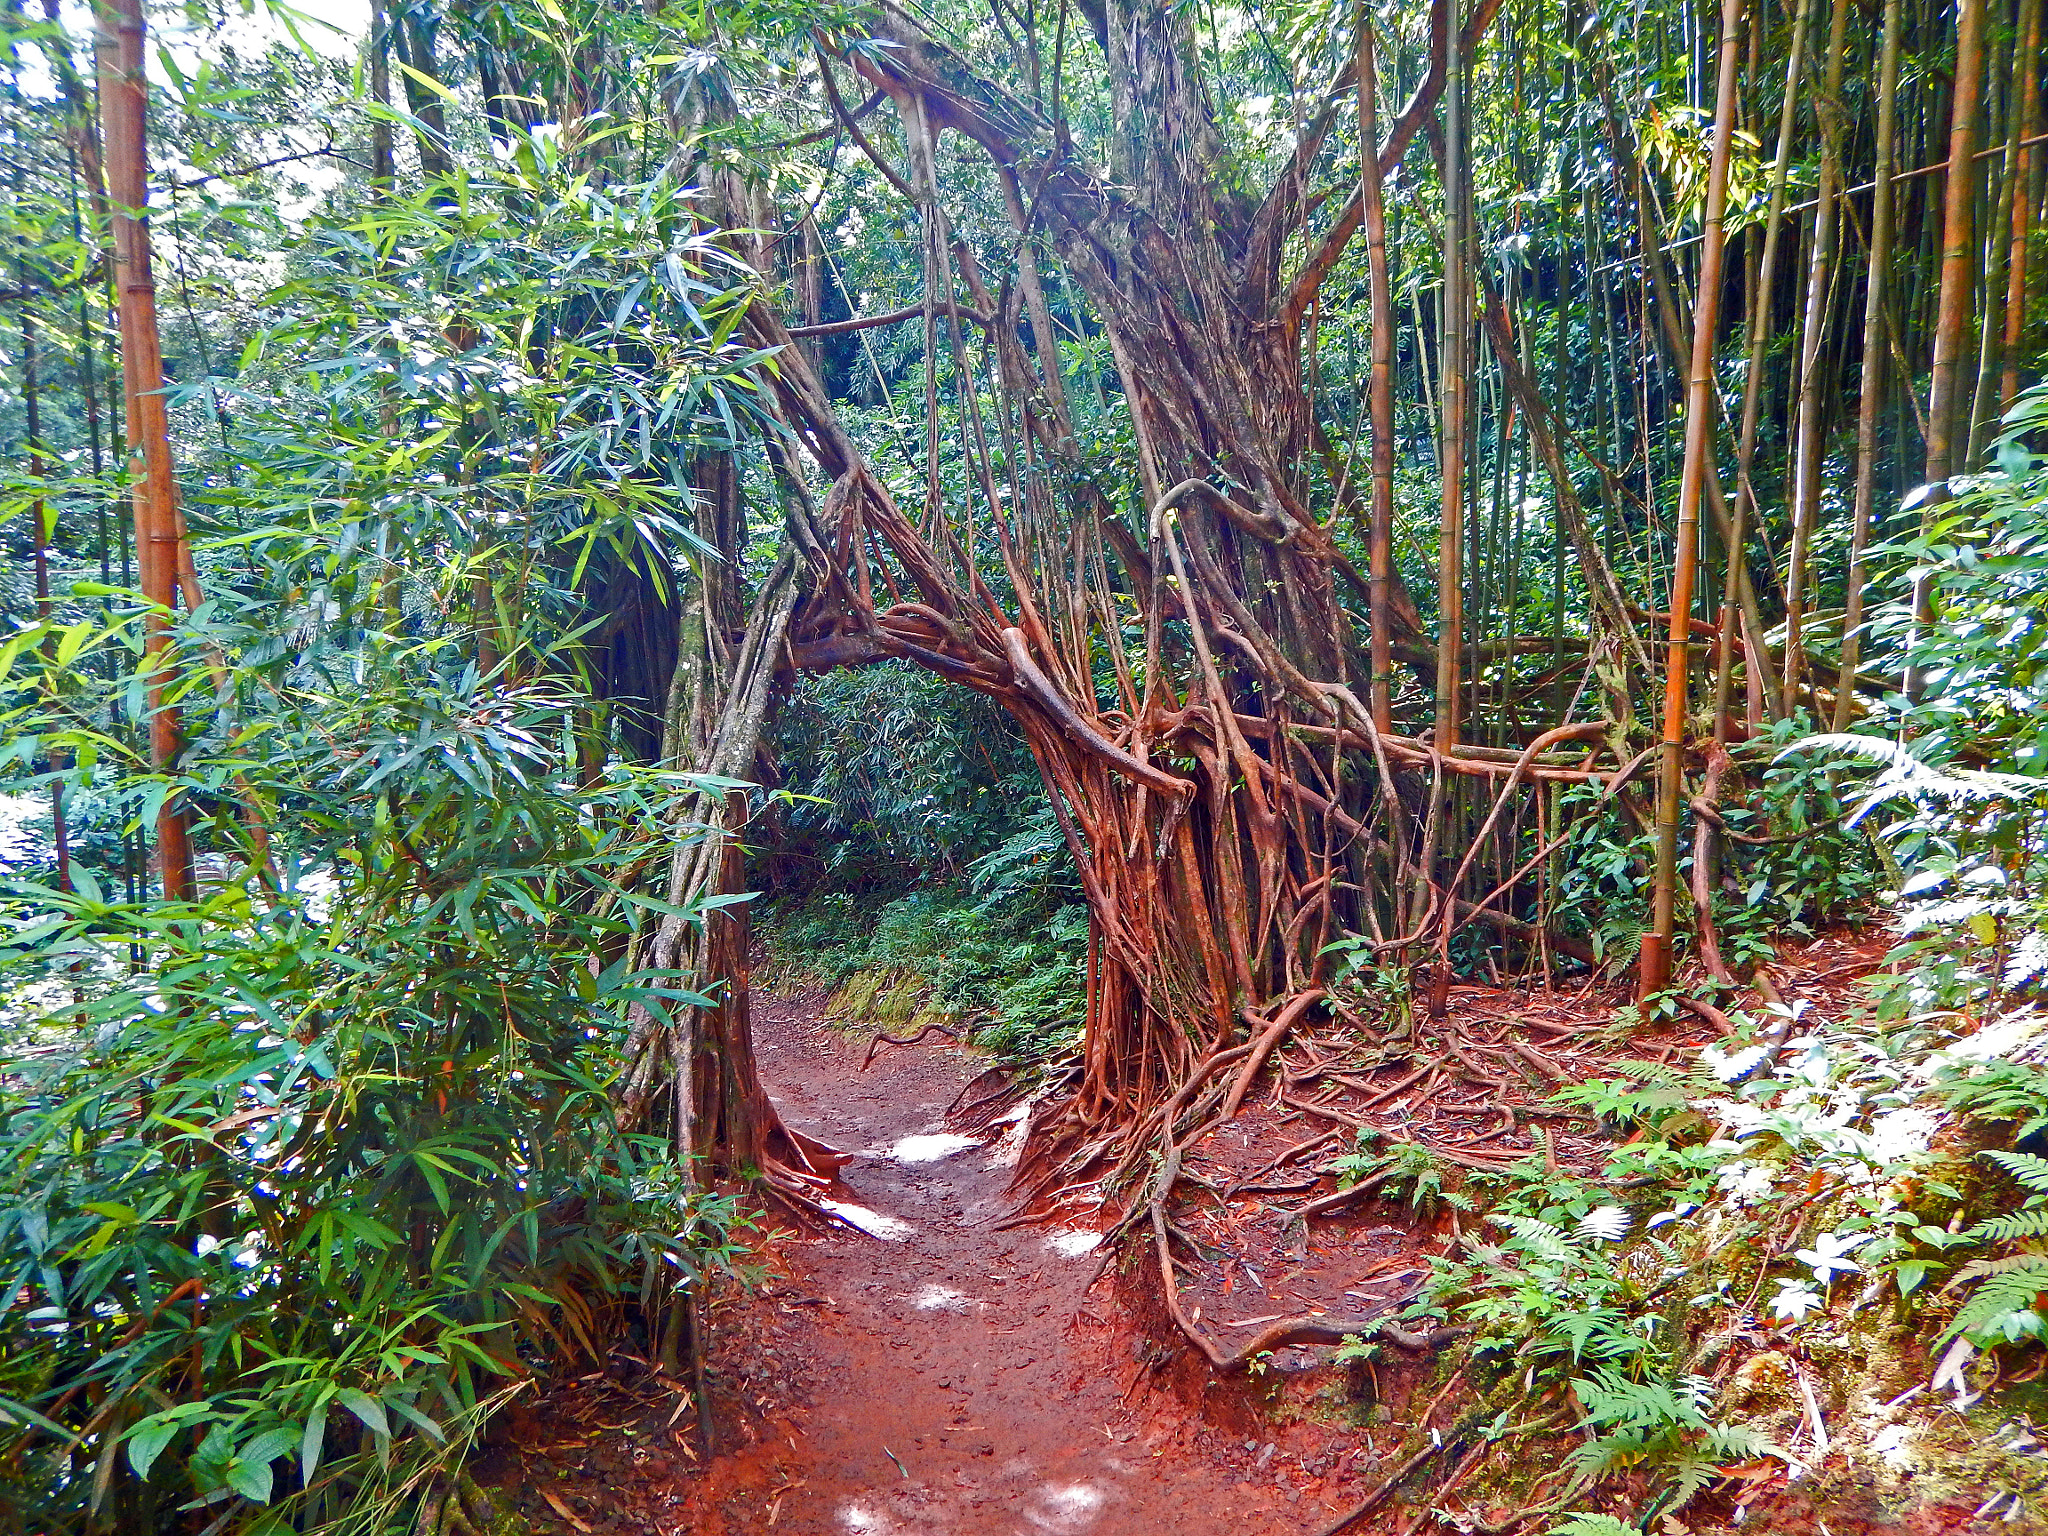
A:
[
  {"xmin": 910, "ymin": 1283, "xmax": 973, "ymax": 1312},
  {"xmin": 1023, "ymin": 1481, "xmax": 1106, "ymax": 1532},
  {"xmin": 986, "ymin": 1101, "xmax": 1032, "ymax": 1168},
  {"xmin": 887, "ymin": 1132, "xmax": 981, "ymax": 1163},
  {"xmin": 839, "ymin": 1502, "xmax": 902, "ymax": 1534},
  {"xmin": 821, "ymin": 1201, "xmax": 914, "ymax": 1240},
  {"xmin": 1045, "ymin": 1229, "xmax": 1101, "ymax": 1258}
]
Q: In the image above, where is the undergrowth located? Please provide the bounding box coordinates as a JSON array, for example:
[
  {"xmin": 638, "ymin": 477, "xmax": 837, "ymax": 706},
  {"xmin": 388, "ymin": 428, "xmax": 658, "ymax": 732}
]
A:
[{"xmin": 760, "ymin": 821, "xmax": 1089, "ymax": 1062}]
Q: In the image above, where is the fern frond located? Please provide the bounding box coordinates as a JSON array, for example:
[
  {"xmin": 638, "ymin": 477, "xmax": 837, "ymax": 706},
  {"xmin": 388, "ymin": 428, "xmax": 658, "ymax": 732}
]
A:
[
  {"xmin": 1701, "ymin": 1424, "xmax": 1790, "ymax": 1463},
  {"xmin": 1945, "ymin": 1252, "xmax": 2048, "ymax": 1288},
  {"xmin": 1661, "ymin": 1453, "xmax": 1721, "ymax": 1514},
  {"xmin": 1571, "ymin": 1371, "xmax": 1709, "ymax": 1433},
  {"xmin": 1562, "ymin": 1429, "xmax": 1653, "ymax": 1481},
  {"xmin": 1550, "ymin": 1517, "xmax": 1639, "ymax": 1536},
  {"xmin": 1941, "ymin": 1266, "xmax": 2048, "ymax": 1346},
  {"xmin": 1492, "ymin": 1213, "xmax": 1575, "ymax": 1265},
  {"xmin": 1966, "ymin": 1211, "xmax": 2048, "ymax": 1244},
  {"xmin": 1984, "ymin": 1149, "xmax": 2048, "ymax": 1194}
]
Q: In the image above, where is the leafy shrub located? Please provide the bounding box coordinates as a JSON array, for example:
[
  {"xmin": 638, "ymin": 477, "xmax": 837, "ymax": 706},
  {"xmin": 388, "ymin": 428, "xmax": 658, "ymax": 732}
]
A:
[
  {"xmin": 1552, "ymin": 716, "xmax": 1878, "ymax": 972},
  {"xmin": 763, "ymin": 794, "xmax": 1088, "ymax": 1060},
  {"xmin": 0, "ymin": 646, "xmax": 753, "ymax": 1533}
]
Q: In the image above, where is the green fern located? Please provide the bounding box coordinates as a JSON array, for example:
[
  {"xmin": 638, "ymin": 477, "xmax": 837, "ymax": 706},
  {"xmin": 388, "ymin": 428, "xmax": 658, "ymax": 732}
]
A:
[
  {"xmin": 1937, "ymin": 1061, "xmax": 2048, "ymax": 1142},
  {"xmin": 1967, "ymin": 1210, "xmax": 2048, "ymax": 1243},
  {"xmin": 1562, "ymin": 1429, "xmax": 1657, "ymax": 1483},
  {"xmin": 1542, "ymin": 1306, "xmax": 1647, "ymax": 1363},
  {"xmin": 1550, "ymin": 1516, "xmax": 1639, "ymax": 1536},
  {"xmin": 1658, "ymin": 1452, "xmax": 1723, "ymax": 1515},
  {"xmin": 1701, "ymin": 1424, "xmax": 1787, "ymax": 1461},
  {"xmin": 1984, "ymin": 1149, "xmax": 2048, "ymax": 1195},
  {"xmin": 1493, "ymin": 1213, "xmax": 1576, "ymax": 1265},
  {"xmin": 1941, "ymin": 1253, "xmax": 2048, "ymax": 1345},
  {"xmin": 1571, "ymin": 1370, "xmax": 1710, "ymax": 1433}
]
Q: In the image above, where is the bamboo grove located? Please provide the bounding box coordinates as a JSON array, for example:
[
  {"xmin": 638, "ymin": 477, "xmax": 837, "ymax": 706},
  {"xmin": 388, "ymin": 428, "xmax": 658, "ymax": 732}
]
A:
[{"xmin": 2, "ymin": 0, "xmax": 2044, "ymax": 1175}]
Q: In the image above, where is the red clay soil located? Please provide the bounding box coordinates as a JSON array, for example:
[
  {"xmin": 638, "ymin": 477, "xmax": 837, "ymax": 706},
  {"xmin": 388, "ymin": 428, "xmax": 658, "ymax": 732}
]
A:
[
  {"xmin": 480, "ymin": 928, "xmax": 1905, "ymax": 1536},
  {"xmin": 481, "ymin": 991, "xmax": 1416, "ymax": 1535},
  {"xmin": 684, "ymin": 995, "xmax": 1374, "ymax": 1534}
]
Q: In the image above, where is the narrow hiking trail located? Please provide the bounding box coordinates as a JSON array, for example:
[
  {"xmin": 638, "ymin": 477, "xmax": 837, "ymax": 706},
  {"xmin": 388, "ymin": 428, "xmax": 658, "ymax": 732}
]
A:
[
  {"xmin": 666, "ymin": 991, "xmax": 1381, "ymax": 1536},
  {"xmin": 482, "ymin": 943, "xmax": 1898, "ymax": 1534}
]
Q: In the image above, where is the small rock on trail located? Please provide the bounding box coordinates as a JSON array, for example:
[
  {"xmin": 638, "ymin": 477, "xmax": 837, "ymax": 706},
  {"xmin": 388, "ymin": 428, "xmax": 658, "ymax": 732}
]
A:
[{"xmin": 672, "ymin": 995, "xmax": 1344, "ymax": 1535}]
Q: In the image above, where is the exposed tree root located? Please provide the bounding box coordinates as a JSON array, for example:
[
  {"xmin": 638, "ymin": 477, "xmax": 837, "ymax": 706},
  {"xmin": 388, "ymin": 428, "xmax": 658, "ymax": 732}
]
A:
[
  {"xmin": 421, "ymin": 1471, "xmax": 504, "ymax": 1536},
  {"xmin": 1219, "ymin": 988, "xmax": 1327, "ymax": 1119},
  {"xmin": 859, "ymin": 1021, "xmax": 960, "ymax": 1070},
  {"xmin": 1316, "ymin": 1441, "xmax": 1443, "ymax": 1534}
]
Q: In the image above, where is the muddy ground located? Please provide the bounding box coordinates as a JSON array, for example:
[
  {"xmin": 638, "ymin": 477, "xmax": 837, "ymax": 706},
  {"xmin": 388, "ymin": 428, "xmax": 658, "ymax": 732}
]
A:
[{"xmin": 477, "ymin": 931, "xmax": 1936, "ymax": 1536}]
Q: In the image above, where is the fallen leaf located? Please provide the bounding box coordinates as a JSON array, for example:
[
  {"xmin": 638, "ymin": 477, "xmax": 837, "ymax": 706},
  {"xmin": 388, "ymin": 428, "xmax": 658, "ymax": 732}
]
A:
[{"xmin": 539, "ymin": 1488, "xmax": 594, "ymax": 1533}]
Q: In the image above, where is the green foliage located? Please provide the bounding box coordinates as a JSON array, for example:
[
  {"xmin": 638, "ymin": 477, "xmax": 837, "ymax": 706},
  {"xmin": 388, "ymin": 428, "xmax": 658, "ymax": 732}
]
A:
[
  {"xmin": 769, "ymin": 870, "xmax": 1088, "ymax": 1062},
  {"xmin": 0, "ymin": 648, "xmax": 753, "ymax": 1531},
  {"xmin": 1804, "ymin": 387, "xmax": 2048, "ymax": 1023},
  {"xmin": 763, "ymin": 668, "xmax": 1084, "ymax": 1060},
  {"xmin": 1330, "ymin": 1134, "xmax": 1460, "ymax": 1214},
  {"xmin": 1934, "ymin": 1060, "xmax": 2048, "ymax": 1143},
  {"xmin": 1549, "ymin": 1517, "xmax": 1641, "ymax": 1536},
  {"xmin": 1554, "ymin": 719, "xmax": 1878, "ymax": 974},
  {"xmin": 0, "ymin": 52, "xmax": 777, "ymax": 1532}
]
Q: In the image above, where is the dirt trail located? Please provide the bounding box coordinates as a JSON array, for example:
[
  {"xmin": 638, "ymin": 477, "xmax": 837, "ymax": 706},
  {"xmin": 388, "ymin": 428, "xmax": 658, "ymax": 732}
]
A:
[{"xmin": 674, "ymin": 995, "xmax": 1343, "ymax": 1536}]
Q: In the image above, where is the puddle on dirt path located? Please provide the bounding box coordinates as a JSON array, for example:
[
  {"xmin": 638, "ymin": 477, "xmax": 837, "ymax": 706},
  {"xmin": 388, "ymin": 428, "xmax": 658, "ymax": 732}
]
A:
[{"xmin": 671, "ymin": 997, "xmax": 1345, "ymax": 1535}]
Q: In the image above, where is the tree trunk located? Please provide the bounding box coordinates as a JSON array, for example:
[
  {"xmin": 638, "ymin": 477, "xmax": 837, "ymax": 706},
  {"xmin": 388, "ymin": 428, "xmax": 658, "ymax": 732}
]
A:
[{"xmin": 723, "ymin": 0, "xmax": 1545, "ymax": 1138}]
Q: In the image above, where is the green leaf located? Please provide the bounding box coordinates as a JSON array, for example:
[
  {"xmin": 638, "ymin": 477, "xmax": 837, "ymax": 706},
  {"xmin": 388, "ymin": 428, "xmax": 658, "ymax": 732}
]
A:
[
  {"xmin": 224, "ymin": 1455, "xmax": 274, "ymax": 1504},
  {"xmin": 126, "ymin": 1403, "xmax": 212, "ymax": 1481},
  {"xmin": 335, "ymin": 1389, "xmax": 389, "ymax": 1440},
  {"xmin": 1890, "ymin": 1259, "xmax": 1938, "ymax": 1296},
  {"xmin": 300, "ymin": 1398, "xmax": 330, "ymax": 1484},
  {"xmin": 384, "ymin": 1397, "xmax": 446, "ymax": 1443}
]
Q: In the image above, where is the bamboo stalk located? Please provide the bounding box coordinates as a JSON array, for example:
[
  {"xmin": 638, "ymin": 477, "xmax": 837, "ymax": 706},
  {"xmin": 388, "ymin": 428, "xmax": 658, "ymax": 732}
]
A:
[
  {"xmin": 1357, "ymin": 11, "xmax": 1397, "ymax": 735},
  {"xmin": 1435, "ymin": 0, "xmax": 1468, "ymax": 753},
  {"xmin": 97, "ymin": 0, "xmax": 194, "ymax": 903},
  {"xmin": 1834, "ymin": 0, "xmax": 1905, "ymax": 729},
  {"xmin": 1782, "ymin": 0, "xmax": 1852, "ymax": 700},
  {"xmin": 1643, "ymin": 0, "xmax": 1743, "ymax": 999},
  {"xmin": 2000, "ymin": 0, "xmax": 2042, "ymax": 410},
  {"xmin": 1966, "ymin": 27, "xmax": 2021, "ymax": 465},
  {"xmin": 1913, "ymin": 0, "xmax": 1988, "ymax": 696}
]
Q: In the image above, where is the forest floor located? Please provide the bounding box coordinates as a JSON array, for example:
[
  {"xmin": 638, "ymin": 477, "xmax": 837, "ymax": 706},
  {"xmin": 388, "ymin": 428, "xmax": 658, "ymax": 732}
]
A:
[{"xmin": 476, "ymin": 931, "xmax": 1921, "ymax": 1536}]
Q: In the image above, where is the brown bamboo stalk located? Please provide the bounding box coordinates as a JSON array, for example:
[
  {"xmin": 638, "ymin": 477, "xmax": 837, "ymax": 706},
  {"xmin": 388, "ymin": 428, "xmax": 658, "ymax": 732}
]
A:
[
  {"xmin": 1730, "ymin": 0, "xmax": 1815, "ymax": 621},
  {"xmin": 1643, "ymin": 0, "xmax": 1742, "ymax": 999},
  {"xmin": 1914, "ymin": 0, "xmax": 1988, "ymax": 693},
  {"xmin": 97, "ymin": 0, "xmax": 194, "ymax": 902},
  {"xmin": 1923, "ymin": 0, "xmax": 1988, "ymax": 487},
  {"xmin": 1357, "ymin": 12, "xmax": 1397, "ymax": 734},
  {"xmin": 2001, "ymin": 0, "xmax": 2042, "ymax": 410},
  {"xmin": 1834, "ymin": 0, "xmax": 1905, "ymax": 729},
  {"xmin": 369, "ymin": 0, "xmax": 394, "ymax": 192},
  {"xmin": 1435, "ymin": 0, "xmax": 1467, "ymax": 753},
  {"xmin": 18, "ymin": 253, "xmax": 71, "ymax": 893},
  {"xmin": 1782, "ymin": 0, "xmax": 1851, "ymax": 701},
  {"xmin": 1966, "ymin": 29, "xmax": 2021, "ymax": 465}
]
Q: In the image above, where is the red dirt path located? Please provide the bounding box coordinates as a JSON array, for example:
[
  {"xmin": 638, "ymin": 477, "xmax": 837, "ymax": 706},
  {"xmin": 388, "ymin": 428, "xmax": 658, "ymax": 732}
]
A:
[
  {"xmin": 667, "ymin": 995, "xmax": 1353, "ymax": 1535},
  {"xmin": 486, "ymin": 934, "xmax": 1902, "ymax": 1534}
]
